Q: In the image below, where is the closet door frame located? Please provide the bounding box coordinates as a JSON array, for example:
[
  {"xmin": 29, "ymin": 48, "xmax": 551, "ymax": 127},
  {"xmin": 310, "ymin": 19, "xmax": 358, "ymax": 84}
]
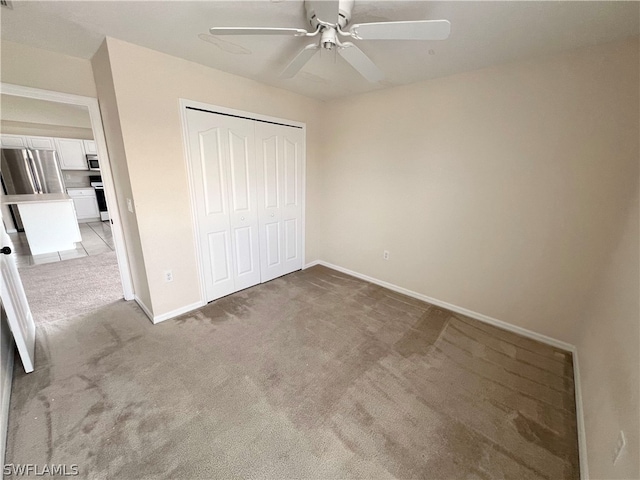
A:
[{"xmin": 179, "ymin": 99, "xmax": 306, "ymax": 305}]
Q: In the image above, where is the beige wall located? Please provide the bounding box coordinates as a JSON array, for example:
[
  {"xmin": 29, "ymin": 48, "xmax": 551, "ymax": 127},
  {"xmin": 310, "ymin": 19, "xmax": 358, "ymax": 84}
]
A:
[
  {"xmin": 0, "ymin": 121, "xmax": 93, "ymax": 140},
  {"xmin": 91, "ymin": 41, "xmax": 152, "ymax": 310},
  {"xmin": 96, "ymin": 37, "xmax": 322, "ymax": 316},
  {"xmin": 1, "ymin": 40, "xmax": 96, "ymax": 97},
  {"xmin": 575, "ymin": 184, "xmax": 639, "ymax": 479},
  {"xmin": 319, "ymin": 37, "xmax": 639, "ymax": 343},
  {"xmin": 1, "ymin": 95, "xmax": 92, "ymax": 128}
]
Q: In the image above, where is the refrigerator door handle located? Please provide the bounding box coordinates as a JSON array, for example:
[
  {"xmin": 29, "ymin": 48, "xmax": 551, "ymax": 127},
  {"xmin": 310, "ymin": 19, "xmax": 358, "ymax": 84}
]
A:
[{"xmin": 26, "ymin": 150, "xmax": 43, "ymax": 194}]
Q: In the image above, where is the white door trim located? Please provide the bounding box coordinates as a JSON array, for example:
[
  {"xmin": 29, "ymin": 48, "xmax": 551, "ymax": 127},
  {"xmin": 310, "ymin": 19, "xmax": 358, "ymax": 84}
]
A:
[
  {"xmin": 1, "ymin": 82, "xmax": 134, "ymax": 300},
  {"xmin": 178, "ymin": 98, "xmax": 306, "ymax": 305}
]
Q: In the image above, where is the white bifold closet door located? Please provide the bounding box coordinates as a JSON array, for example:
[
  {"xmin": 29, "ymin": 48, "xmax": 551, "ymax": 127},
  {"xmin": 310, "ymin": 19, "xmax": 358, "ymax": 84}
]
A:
[
  {"xmin": 186, "ymin": 109, "xmax": 261, "ymax": 301},
  {"xmin": 186, "ymin": 108, "xmax": 304, "ymax": 303},
  {"xmin": 255, "ymin": 122, "xmax": 304, "ymax": 282}
]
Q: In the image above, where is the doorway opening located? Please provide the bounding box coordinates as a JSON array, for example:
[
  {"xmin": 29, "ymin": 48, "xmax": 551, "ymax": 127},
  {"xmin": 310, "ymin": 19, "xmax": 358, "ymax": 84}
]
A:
[{"xmin": 1, "ymin": 83, "xmax": 133, "ymax": 336}]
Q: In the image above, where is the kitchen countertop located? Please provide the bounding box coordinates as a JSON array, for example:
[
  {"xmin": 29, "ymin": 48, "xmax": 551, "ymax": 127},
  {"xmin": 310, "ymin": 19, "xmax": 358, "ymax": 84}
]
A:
[{"xmin": 2, "ymin": 193, "xmax": 72, "ymax": 205}]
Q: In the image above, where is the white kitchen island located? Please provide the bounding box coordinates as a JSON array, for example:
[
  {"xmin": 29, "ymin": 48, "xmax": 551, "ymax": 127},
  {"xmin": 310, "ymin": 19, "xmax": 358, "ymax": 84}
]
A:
[{"xmin": 2, "ymin": 193, "xmax": 81, "ymax": 255}]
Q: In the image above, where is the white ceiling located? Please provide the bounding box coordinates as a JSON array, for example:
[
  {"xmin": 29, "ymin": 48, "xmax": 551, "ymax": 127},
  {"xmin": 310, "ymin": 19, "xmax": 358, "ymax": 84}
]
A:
[{"xmin": 1, "ymin": 1, "xmax": 638, "ymax": 101}]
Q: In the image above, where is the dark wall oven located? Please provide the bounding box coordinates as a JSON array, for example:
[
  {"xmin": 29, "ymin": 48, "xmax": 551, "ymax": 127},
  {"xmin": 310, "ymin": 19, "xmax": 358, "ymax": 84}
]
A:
[{"xmin": 90, "ymin": 175, "xmax": 109, "ymax": 221}]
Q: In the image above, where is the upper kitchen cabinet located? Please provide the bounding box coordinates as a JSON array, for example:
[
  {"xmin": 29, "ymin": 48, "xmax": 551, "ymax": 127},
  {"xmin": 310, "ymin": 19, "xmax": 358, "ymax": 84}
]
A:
[
  {"xmin": 83, "ymin": 140, "xmax": 97, "ymax": 155},
  {"xmin": 54, "ymin": 138, "xmax": 87, "ymax": 170},
  {"xmin": 26, "ymin": 136, "xmax": 56, "ymax": 150},
  {"xmin": 0, "ymin": 134, "xmax": 27, "ymax": 148}
]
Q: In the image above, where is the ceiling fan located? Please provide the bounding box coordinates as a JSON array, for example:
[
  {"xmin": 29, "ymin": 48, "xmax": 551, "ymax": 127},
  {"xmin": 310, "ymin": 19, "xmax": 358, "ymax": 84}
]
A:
[{"xmin": 208, "ymin": 0, "xmax": 451, "ymax": 83}]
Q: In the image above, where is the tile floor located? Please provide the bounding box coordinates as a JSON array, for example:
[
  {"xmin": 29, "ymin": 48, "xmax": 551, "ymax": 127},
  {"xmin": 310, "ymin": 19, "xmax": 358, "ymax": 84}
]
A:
[{"xmin": 10, "ymin": 221, "xmax": 115, "ymax": 268}]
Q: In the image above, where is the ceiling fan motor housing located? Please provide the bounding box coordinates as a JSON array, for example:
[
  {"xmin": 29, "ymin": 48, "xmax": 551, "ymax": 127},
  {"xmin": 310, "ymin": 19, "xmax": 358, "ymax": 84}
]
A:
[
  {"xmin": 306, "ymin": 0, "xmax": 354, "ymax": 29},
  {"xmin": 321, "ymin": 28, "xmax": 337, "ymax": 50}
]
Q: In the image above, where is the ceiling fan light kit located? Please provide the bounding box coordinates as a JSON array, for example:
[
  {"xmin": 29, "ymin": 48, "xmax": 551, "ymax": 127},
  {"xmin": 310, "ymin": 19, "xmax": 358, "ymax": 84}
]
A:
[{"xmin": 208, "ymin": 0, "xmax": 450, "ymax": 83}]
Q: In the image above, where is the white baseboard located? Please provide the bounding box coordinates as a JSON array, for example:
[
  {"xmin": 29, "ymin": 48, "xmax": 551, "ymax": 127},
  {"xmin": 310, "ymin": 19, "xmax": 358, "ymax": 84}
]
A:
[
  {"xmin": 134, "ymin": 295, "xmax": 154, "ymax": 322},
  {"xmin": 304, "ymin": 260, "xmax": 322, "ymax": 269},
  {"xmin": 134, "ymin": 296, "xmax": 204, "ymax": 324},
  {"xmin": 571, "ymin": 347, "xmax": 589, "ymax": 480},
  {"xmin": 305, "ymin": 259, "xmax": 588, "ymax": 479},
  {"xmin": 151, "ymin": 301, "xmax": 205, "ymax": 324}
]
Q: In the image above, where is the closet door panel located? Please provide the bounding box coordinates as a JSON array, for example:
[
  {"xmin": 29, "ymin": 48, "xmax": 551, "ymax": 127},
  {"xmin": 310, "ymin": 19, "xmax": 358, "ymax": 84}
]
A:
[
  {"xmin": 208, "ymin": 231, "xmax": 232, "ymax": 284},
  {"xmin": 262, "ymin": 136, "xmax": 280, "ymax": 209},
  {"xmin": 284, "ymin": 218, "xmax": 298, "ymax": 261},
  {"xmin": 186, "ymin": 110, "xmax": 234, "ymax": 301},
  {"xmin": 283, "ymin": 137, "xmax": 299, "ymax": 207},
  {"xmin": 265, "ymin": 222, "xmax": 281, "ymax": 267},
  {"xmin": 201, "ymin": 128, "xmax": 226, "ymax": 215},
  {"xmin": 256, "ymin": 125, "xmax": 284, "ymax": 282},
  {"xmin": 226, "ymin": 119, "xmax": 261, "ymax": 291},
  {"xmin": 234, "ymin": 226, "xmax": 255, "ymax": 274},
  {"xmin": 280, "ymin": 128, "xmax": 304, "ymax": 275},
  {"xmin": 228, "ymin": 131, "xmax": 251, "ymax": 212}
]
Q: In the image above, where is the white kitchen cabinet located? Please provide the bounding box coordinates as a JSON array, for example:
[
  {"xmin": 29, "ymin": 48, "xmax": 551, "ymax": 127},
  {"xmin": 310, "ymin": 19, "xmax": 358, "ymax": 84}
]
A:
[
  {"xmin": 26, "ymin": 136, "xmax": 56, "ymax": 150},
  {"xmin": 67, "ymin": 188, "xmax": 99, "ymax": 221},
  {"xmin": 0, "ymin": 135, "xmax": 27, "ymax": 148},
  {"xmin": 55, "ymin": 138, "xmax": 87, "ymax": 170},
  {"xmin": 83, "ymin": 140, "xmax": 97, "ymax": 155}
]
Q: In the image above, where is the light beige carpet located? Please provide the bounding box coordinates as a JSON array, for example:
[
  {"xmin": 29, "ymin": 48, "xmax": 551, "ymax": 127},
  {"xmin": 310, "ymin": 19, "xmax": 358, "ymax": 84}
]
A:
[
  {"xmin": 18, "ymin": 251, "xmax": 122, "ymax": 324},
  {"xmin": 6, "ymin": 265, "xmax": 579, "ymax": 479}
]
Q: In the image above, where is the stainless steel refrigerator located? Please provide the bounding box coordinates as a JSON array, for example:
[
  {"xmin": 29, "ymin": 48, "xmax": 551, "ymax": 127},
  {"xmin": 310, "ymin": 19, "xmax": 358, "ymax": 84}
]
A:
[{"xmin": 1, "ymin": 148, "xmax": 65, "ymax": 230}]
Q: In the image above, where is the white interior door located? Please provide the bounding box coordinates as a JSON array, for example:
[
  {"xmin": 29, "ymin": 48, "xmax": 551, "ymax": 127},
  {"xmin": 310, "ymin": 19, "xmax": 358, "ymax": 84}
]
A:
[
  {"xmin": 256, "ymin": 123, "xmax": 304, "ymax": 281},
  {"xmin": 186, "ymin": 109, "xmax": 261, "ymax": 301},
  {"xmin": 0, "ymin": 221, "xmax": 35, "ymax": 373}
]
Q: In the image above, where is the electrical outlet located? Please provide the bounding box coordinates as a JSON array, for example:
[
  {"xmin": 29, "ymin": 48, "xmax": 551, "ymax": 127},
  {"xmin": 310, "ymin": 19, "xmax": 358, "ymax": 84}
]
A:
[
  {"xmin": 127, "ymin": 198, "xmax": 133, "ymax": 213},
  {"xmin": 613, "ymin": 430, "xmax": 626, "ymax": 464},
  {"xmin": 164, "ymin": 270, "xmax": 173, "ymax": 283},
  {"xmin": 65, "ymin": 174, "xmax": 72, "ymax": 181},
  {"xmin": 383, "ymin": 250, "xmax": 390, "ymax": 260}
]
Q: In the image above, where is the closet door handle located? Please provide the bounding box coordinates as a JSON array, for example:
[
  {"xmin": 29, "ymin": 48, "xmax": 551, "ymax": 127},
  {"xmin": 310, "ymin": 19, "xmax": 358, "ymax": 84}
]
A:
[
  {"xmin": 270, "ymin": 213, "xmax": 274, "ymax": 217},
  {"xmin": 240, "ymin": 216, "xmax": 245, "ymax": 221},
  {"xmin": 1, "ymin": 246, "xmax": 11, "ymax": 255}
]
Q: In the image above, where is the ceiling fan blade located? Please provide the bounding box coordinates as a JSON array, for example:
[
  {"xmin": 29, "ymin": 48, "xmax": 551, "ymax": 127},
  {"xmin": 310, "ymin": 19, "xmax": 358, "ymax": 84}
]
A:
[
  {"xmin": 280, "ymin": 44, "xmax": 320, "ymax": 79},
  {"xmin": 338, "ymin": 42, "xmax": 384, "ymax": 83},
  {"xmin": 349, "ymin": 20, "xmax": 451, "ymax": 41},
  {"xmin": 306, "ymin": 0, "xmax": 340, "ymax": 25},
  {"xmin": 198, "ymin": 34, "xmax": 252, "ymax": 55},
  {"xmin": 209, "ymin": 27, "xmax": 309, "ymax": 36}
]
